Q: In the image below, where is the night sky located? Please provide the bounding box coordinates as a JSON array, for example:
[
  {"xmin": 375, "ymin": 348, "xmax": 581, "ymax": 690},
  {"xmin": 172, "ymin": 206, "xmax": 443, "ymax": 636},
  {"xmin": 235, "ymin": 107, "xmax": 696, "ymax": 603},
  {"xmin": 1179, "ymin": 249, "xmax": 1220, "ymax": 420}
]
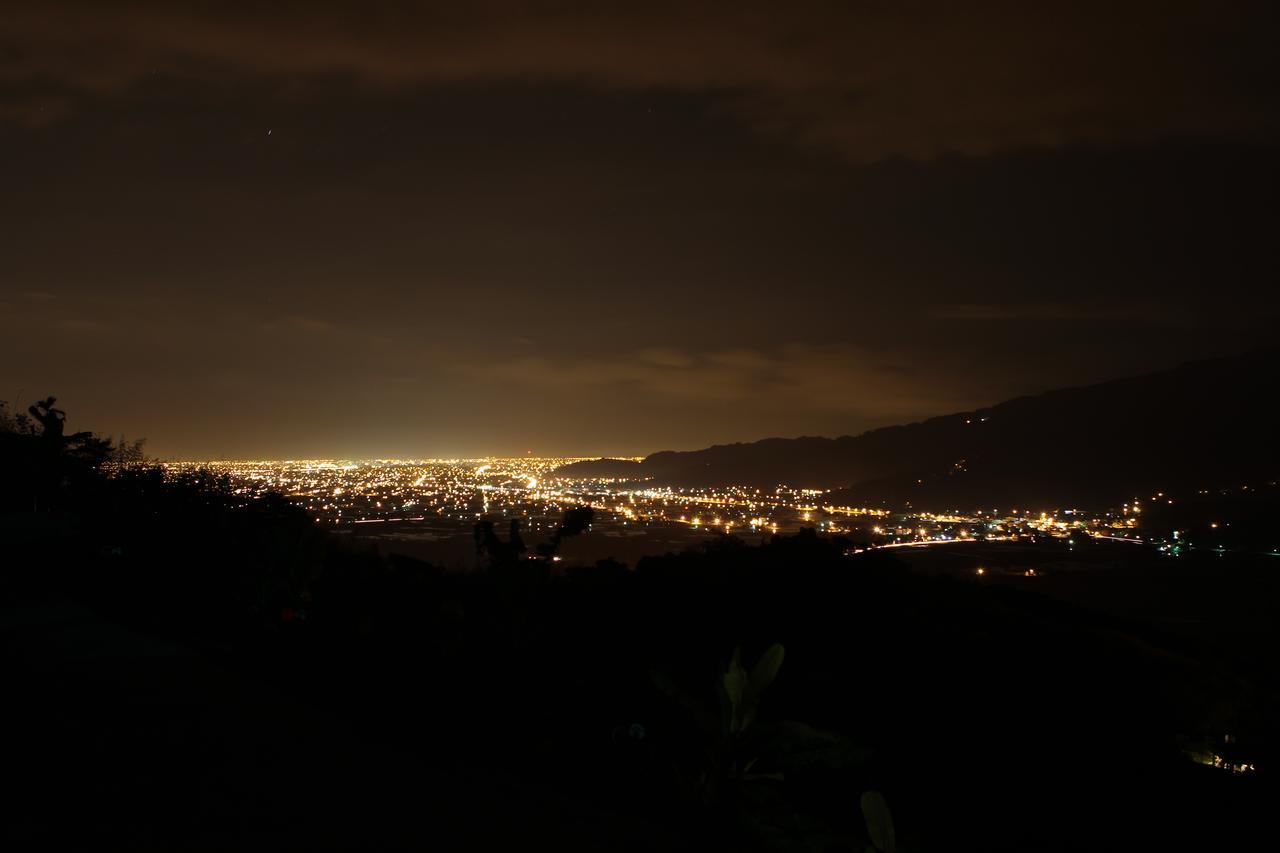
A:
[{"xmin": 3, "ymin": 2, "xmax": 1278, "ymax": 459}]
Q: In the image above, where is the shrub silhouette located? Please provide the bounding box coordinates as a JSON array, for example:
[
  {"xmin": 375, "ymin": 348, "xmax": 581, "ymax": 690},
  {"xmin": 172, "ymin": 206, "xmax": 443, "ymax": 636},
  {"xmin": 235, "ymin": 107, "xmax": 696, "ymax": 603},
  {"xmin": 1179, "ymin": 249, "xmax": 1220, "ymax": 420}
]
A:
[
  {"xmin": 473, "ymin": 518, "xmax": 528, "ymax": 568},
  {"xmin": 536, "ymin": 505, "xmax": 595, "ymax": 558}
]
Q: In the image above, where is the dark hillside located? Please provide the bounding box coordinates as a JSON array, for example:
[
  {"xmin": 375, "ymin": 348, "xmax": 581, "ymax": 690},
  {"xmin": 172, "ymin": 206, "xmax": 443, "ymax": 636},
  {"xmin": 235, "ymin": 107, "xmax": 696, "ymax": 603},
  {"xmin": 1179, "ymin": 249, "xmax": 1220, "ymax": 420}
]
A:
[{"xmin": 559, "ymin": 350, "xmax": 1279, "ymax": 510}]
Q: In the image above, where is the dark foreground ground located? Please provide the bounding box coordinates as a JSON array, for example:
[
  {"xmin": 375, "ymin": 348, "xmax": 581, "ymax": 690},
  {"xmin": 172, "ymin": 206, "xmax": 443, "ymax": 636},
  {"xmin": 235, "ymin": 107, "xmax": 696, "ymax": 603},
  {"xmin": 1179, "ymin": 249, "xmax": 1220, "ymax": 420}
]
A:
[
  {"xmin": 6, "ymin": 532, "xmax": 1277, "ymax": 852},
  {"xmin": 3, "ymin": 595, "xmax": 681, "ymax": 851}
]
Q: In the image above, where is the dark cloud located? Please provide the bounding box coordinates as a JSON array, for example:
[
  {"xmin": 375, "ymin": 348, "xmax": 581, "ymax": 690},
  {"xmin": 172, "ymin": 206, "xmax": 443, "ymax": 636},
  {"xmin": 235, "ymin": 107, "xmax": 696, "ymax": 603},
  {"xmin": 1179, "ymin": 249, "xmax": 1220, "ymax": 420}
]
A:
[
  {"xmin": 3, "ymin": 1, "xmax": 1278, "ymax": 160},
  {"xmin": 466, "ymin": 343, "xmax": 995, "ymax": 421},
  {"xmin": 930, "ymin": 303, "xmax": 1190, "ymax": 323}
]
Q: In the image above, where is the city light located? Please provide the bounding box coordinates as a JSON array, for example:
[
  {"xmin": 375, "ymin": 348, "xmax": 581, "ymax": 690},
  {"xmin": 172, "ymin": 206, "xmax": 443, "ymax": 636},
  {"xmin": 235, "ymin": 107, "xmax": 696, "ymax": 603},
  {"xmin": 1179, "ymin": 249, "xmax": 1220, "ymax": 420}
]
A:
[{"xmin": 157, "ymin": 458, "xmax": 1151, "ymax": 554}]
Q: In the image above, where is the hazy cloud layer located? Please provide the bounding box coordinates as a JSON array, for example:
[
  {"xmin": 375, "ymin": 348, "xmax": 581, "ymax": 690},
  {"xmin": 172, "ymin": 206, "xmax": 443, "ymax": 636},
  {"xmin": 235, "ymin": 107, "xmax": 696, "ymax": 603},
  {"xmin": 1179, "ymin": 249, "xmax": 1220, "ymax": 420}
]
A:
[
  {"xmin": 468, "ymin": 344, "xmax": 990, "ymax": 422},
  {"xmin": 3, "ymin": 1, "xmax": 1277, "ymax": 159}
]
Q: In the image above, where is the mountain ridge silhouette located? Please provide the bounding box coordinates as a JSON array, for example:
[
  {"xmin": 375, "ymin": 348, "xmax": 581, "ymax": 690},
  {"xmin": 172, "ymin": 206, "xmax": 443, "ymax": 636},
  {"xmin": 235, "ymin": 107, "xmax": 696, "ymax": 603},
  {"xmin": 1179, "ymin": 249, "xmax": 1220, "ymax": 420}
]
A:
[{"xmin": 556, "ymin": 349, "xmax": 1280, "ymax": 509}]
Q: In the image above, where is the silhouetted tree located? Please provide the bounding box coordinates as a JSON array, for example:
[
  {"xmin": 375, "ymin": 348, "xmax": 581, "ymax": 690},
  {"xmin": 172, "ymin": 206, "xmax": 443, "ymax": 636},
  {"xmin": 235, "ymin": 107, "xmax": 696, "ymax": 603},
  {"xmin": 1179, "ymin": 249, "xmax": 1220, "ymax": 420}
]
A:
[
  {"xmin": 109, "ymin": 435, "xmax": 148, "ymax": 464},
  {"xmin": 0, "ymin": 399, "xmax": 35, "ymax": 435},
  {"xmin": 27, "ymin": 396, "xmax": 66, "ymax": 442},
  {"xmin": 508, "ymin": 518, "xmax": 526, "ymax": 557},
  {"xmin": 474, "ymin": 517, "xmax": 529, "ymax": 568},
  {"xmin": 536, "ymin": 506, "xmax": 595, "ymax": 558},
  {"xmin": 2, "ymin": 397, "xmax": 138, "ymax": 512}
]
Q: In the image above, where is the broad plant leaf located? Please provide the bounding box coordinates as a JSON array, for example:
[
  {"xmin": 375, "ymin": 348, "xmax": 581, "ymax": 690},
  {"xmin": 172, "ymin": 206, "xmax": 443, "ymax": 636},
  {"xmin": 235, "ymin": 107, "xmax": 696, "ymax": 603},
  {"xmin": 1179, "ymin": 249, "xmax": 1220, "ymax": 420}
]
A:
[
  {"xmin": 722, "ymin": 647, "xmax": 749, "ymax": 734},
  {"xmin": 747, "ymin": 643, "xmax": 785, "ymax": 700},
  {"xmin": 861, "ymin": 790, "xmax": 896, "ymax": 853}
]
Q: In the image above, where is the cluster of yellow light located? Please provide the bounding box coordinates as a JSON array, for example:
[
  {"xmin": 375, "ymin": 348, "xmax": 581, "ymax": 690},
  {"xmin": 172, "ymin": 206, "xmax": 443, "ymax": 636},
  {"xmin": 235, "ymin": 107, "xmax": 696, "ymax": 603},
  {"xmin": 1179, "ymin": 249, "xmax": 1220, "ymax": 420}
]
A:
[
  {"xmin": 159, "ymin": 459, "xmax": 1168, "ymax": 550},
  {"xmin": 161, "ymin": 459, "xmax": 868, "ymax": 538}
]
